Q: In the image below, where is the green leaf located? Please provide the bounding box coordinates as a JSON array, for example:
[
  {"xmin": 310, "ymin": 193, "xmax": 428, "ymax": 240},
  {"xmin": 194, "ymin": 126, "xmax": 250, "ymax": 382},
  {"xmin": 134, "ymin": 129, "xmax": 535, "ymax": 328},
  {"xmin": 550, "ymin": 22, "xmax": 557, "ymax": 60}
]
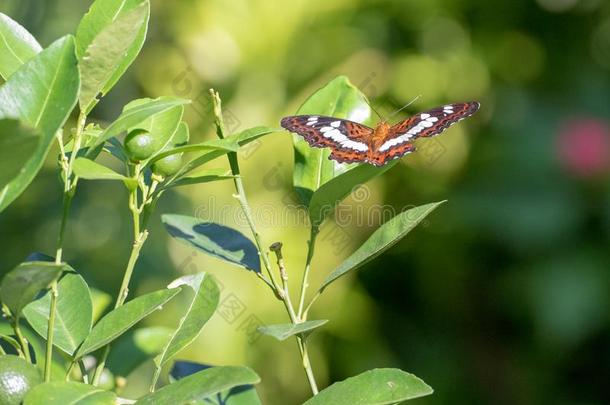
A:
[
  {"xmin": 136, "ymin": 366, "xmax": 260, "ymax": 405},
  {"xmin": 0, "ymin": 36, "xmax": 80, "ymax": 213},
  {"xmin": 107, "ymin": 326, "xmax": 172, "ymax": 377},
  {"xmin": 0, "ymin": 262, "xmax": 66, "ymax": 317},
  {"xmin": 123, "ymin": 98, "xmax": 184, "ymax": 161},
  {"xmin": 292, "ymin": 76, "xmax": 372, "ymax": 205},
  {"xmin": 303, "ymin": 368, "xmax": 433, "ymax": 405},
  {"xmin": 173, "ymin": 126, "xmax": 277, "ymax": 179},
  {"xmin": 73, "ymin": 158, "xmax": 126, "ymax": 181},
  {"xmin": 155, "ymin": 273, "xmax": 220, "ymax": 368},
  {"xmin": 23, "ymin": 272, "xmax": 92, "ymax": 356},
  {"xmin": 75, "ymin": 288, "xmax": 180, "ymax": 358},
  {"xmin": 319, "ymin": 202, "xmax": 445, "ymax": 293},
  {"xmin": 0, "ymin": 12, "xmax": 41, "ymax": 79},
  {"xmin": 77, "ymin": 0, "xmax": 149, "ymax": 113},
  {"xmin": 162, "ymin": 215, "xmax": 261, "ymax": 273},
  {"xmin": 149, "ymin": 138, "xmax": 239, "ymax": 164},
  {"xmin": 0, "ymin": 119, "xmax": 40, "ymax": 190},
  {"xmin": 308, "ymin": 161, "xmax": 396, "ymax": 229},
  {"xmin": 86, "ymin": 96, "xmax": 190, "ymax": 154},
  {"xmin": 163, "ymin": 168, "xmax": 233, "ymax": 189},
  {"xmin": 23, "ymin": 381, "xmax": 117, "ymax": 405},
  {"xmin": 258, "ymin": 320, "xmax": 328, "ymax": 341},
  {"xmin": 170, "ymin": 362, "xmax": 262, "ymax": 405}
]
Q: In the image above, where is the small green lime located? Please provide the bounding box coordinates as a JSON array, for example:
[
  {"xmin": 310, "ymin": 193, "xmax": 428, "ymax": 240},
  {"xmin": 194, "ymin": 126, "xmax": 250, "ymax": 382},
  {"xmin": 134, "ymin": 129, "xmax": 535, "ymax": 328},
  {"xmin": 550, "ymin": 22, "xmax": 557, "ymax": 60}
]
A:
[
  {"xmin": 152, "ymin": 154, "xmax": 183, "ymax": 177},
  {"xmin": 124, "ymin": 129, "xmax": 155, "ymax": 162},
  {"xmin": 0, "ymin": 355, "xmax": 42, "ymax": 405}
]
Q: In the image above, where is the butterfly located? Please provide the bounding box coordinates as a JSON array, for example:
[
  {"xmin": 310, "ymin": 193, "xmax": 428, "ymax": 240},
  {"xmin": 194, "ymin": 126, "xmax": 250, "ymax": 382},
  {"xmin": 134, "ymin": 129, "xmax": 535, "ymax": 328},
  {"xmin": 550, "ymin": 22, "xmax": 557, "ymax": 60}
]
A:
[{"xmin": 281, "ymin": 101, "xmax": 480, "ymax": 166}]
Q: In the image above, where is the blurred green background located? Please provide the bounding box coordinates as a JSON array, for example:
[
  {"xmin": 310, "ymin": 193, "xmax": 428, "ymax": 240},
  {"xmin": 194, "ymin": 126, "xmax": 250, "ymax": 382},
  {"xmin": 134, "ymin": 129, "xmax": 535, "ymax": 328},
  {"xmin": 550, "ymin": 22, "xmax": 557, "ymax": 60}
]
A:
[{"xmin": 2, "ymin": 0, "xmax": 610, "ymax": 403}]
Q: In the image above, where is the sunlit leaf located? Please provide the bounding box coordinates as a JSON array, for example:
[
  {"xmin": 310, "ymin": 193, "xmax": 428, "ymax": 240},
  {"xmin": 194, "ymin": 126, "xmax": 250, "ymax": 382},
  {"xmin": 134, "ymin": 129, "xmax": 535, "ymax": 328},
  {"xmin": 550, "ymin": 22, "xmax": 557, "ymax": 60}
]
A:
[
  {"xmin": 86, "ymin": 97, "xmax": 190, "ymax": 154},
  {"xmin": 162, "ymin": 215, "xmax": 261, "ymax": 273},
  {"xmin": 23, "ymin": 271, "xmax": 93, "ymax": 356},
  {"xmin": 308, "ymin": 161, "xmax": 396, "ymax": 228},
  {"xmin": 319, "ymin": 202, "xmax": 445, "ymax": 293},
  {"xmin": 76, "ymin": 0, "xmax": 150, "ymax": 113},
  {"xmin": 258, "ymin": 320, "xmax": 328, "ymax": 341},
  {"xmin": 0, "ymin": 12, "xmax": 41, "ymax": 79},
  {"xmin": 170, "ymin": 361, "xmax": 262, "ymax": 405},
  {"xmin": 292, "ymin": 76, "xmax": 372, "ymax": 205},
  {"xmin": 154, "ymin": 273, "xmax": 219, "ymax": 369},
  {"xmin": 303, "ymin": 368, "xmax": 433, "ymax": 405},
  {"xmin": 0, "ymin": 119, "xmax": 40, "ymax": 190},
  {"xmin": 0, "ymin": 36, "xmax": 79, "ymax": 212},
  {"xmin": 75, "ymin": 288, "xmax": 180, "ymax": 358},
  {"xmin": 136, "ymin": 366, "xmax": 260, "ymax": 405},
  {"xmin": 24, "ymin": 381, "xmax": 116, "ymax": 405},
  {"xmin": 0, "ymin": 261, "xmax": 66, "ymax": 317}
]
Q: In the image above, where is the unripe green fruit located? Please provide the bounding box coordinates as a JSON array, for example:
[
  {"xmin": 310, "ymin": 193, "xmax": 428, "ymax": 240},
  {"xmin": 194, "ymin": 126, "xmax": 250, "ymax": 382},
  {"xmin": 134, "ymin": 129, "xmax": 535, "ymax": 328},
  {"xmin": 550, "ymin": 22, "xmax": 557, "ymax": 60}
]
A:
[
  {"xmin": 124, "ymin": 129, "xmax": 155, "ymax": 162},
  {"xmin": 0, "ymin": 355, "xmax": 43, "ymax": 405},
  {"xmin": 152, "ymin": 154, "xmax": 183, "ymax": 177}
]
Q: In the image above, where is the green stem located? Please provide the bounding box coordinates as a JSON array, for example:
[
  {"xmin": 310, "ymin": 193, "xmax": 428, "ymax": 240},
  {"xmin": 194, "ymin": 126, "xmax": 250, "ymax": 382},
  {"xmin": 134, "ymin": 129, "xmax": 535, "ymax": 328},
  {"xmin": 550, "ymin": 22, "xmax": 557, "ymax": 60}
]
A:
[
  {"xmin": 91, "ymin": 168, "xmax": 148, "ymax": 385},
  {"xmin": 297, "ymin": 226, "xmax": 319, "ymax": 319},
  {"xmin": 13, "ymin": 319, "xmax": 31, "ymax": 363},
  {"xmin": 45, "ymin": 111, "xmax": 87, "ymax": 382}
]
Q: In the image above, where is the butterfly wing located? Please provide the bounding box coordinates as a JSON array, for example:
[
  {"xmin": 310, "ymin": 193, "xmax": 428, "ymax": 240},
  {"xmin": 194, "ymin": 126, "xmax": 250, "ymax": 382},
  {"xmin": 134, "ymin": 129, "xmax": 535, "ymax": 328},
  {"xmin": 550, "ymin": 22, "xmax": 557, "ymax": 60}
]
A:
[
  {"xmin": 373, "ymin": 101, "xmax": 480, "ymax": 166},
  {"xmin": 281, "ymin": 115, "xmax": 373, "ymax": 164}
]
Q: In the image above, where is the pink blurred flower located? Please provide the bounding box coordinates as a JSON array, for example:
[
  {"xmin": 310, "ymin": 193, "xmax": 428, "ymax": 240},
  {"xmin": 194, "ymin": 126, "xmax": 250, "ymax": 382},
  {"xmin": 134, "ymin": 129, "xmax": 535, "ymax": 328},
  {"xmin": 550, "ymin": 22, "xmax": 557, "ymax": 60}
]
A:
[{"xmin": 556, "ymin": 118, "xmax": 610, "ymax": 178}]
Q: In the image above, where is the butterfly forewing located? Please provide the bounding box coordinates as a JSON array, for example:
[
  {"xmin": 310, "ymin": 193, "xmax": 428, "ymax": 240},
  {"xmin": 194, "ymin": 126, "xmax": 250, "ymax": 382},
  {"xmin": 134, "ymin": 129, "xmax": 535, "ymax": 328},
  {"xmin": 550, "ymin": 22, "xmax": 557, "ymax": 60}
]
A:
[{"xmin": 281, "ymin": 115, "xmax": 373, "ymax": 164}]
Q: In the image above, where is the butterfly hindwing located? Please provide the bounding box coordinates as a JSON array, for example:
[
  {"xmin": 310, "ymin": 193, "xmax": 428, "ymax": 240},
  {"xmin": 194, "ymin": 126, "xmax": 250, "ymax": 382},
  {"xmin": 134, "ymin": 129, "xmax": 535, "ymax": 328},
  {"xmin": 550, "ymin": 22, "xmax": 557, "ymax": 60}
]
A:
[{"xmin": 281, "ymin": 115, "xmax": 373, "ymax": 163}]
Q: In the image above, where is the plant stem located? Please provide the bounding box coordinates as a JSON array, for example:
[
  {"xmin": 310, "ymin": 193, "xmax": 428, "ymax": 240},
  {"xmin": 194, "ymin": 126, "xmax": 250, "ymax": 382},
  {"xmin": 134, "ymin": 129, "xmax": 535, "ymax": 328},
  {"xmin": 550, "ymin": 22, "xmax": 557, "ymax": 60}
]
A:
[
  {"xmin": 270, "ymin": 244, "xmax": 319, "ymax": 394},
  {"xmin": 209, "ymin": 89, "xmax": 281, "ymax": 296},
  {"xmin": 297, "ymin": 226, "xmax": 319, "ymax": 319},
  {"xmin": 91, "ymin": 168, "xmax": 148, "ymax": 385},
  {"xmin": 13, "ymin": 319, "xmax": 31, "ymax": 363},
  {"xmin": 209, "ymin": 89, "xmax": 321, "ymax": 395},
  {"xmin": 45, "ymin": 111, "xmax": 88, "ymax": 382}
]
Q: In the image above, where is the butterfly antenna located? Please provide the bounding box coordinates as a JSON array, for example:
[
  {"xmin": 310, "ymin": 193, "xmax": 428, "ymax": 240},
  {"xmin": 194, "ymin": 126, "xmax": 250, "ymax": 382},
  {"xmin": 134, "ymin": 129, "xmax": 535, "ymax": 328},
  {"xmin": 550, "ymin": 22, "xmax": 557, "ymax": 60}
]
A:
[
  {"xmin": 387, "ymin": 94, "xmax": 422, "ymax": 119},
  {"xmin": 361, "ymin": 95, "xmax": 384, "ymax": 121}
]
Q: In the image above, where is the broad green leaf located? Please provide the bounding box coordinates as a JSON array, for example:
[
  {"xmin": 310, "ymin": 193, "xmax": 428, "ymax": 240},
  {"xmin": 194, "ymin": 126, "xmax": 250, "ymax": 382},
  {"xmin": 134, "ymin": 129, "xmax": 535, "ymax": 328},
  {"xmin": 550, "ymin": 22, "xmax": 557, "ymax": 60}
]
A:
[
  {"xmin": 0, "ymin": 261, "xmax": 66, "ymax": 317},
  {"xmin": 0, "ymin": 355, "xmax": 42, "ymax": 404},
  {"xmin": 77, "ymin": 0, "xmax": 149, "ymax": 113},
  {"xmin": 303, "ymin": 368, "xmax": 432, "ymax": 405},
  {"xmin": 107, "ymin": 326, "xmax": 172, "ymax": 377},
  {"xmin": 0, "ymin": 119, "xmax": 40, "ymax": 189},
  {"xmin": 24, "ymin": 381, "xmax": 116, "ymax": 405},
  {"xmin": 170, "ymin": 361, "xmax": 262, "ymax": 405},
  {"xmin": 319, "ymin": 202, "xmax": 445, "ymax": 293},
  {"xmin": 73, "ymin": 158, "xmax": 126, "ymax": 181},
  {"xmin": 136, "ymin": 366, "xmax": 260, "ymax": 405},
  {"xmin": 163, "ymin": 168, "xmax": 233, "ymax": 189},
  {"xmin": 308, "ymin": 161, "xmax": 396, "ymax": 228},
  {"xmin": 149, "ymin": 138, "xmax": 239, "ymax": 164},
  {"xmin": 86, "ymin": 97, "xmax": 190, "ymax": 154},
  {"xmin": 0, "ymin": 12, "xmax": 41, "ymax": 79},
  {"xmin": 23, "ymin": 272, "xmax": 92, "ymax": 356},
  {"xmin": 162, "ymin": 215, "xmax": 261, "ymax": 273},
  {"xmin": 155, "ymin": 273, "xmax": 220, "ymax": 368},
  {"xmin": 75, "ymin": 288, "xmax": 180, "ymax": 358},
  {"xmin": 174, "ymin": 126, "xmax": 277, "ymax": 179},
  {"xmin": 0, "ymin": 36, "xmax": 79, "ymax": 212},
  {"xmin": 258, "ymin": 319, "xmax": 328, "ymax": 341},
  {"xmin": 292, "ymin": 76, "xmax": 372, "ymax": 205},
  {"xmin": 123, "ymin": 98, "xmax": 184, "ymax": 161}
]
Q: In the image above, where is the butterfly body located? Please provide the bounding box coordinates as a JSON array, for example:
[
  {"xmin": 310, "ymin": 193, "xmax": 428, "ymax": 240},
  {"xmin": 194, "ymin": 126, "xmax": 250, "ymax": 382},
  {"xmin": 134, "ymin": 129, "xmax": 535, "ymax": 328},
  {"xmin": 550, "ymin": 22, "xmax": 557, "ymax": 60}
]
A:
[{"xmin": 281, "ymin": 101, "xmax": 480, "ymax": 167}]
